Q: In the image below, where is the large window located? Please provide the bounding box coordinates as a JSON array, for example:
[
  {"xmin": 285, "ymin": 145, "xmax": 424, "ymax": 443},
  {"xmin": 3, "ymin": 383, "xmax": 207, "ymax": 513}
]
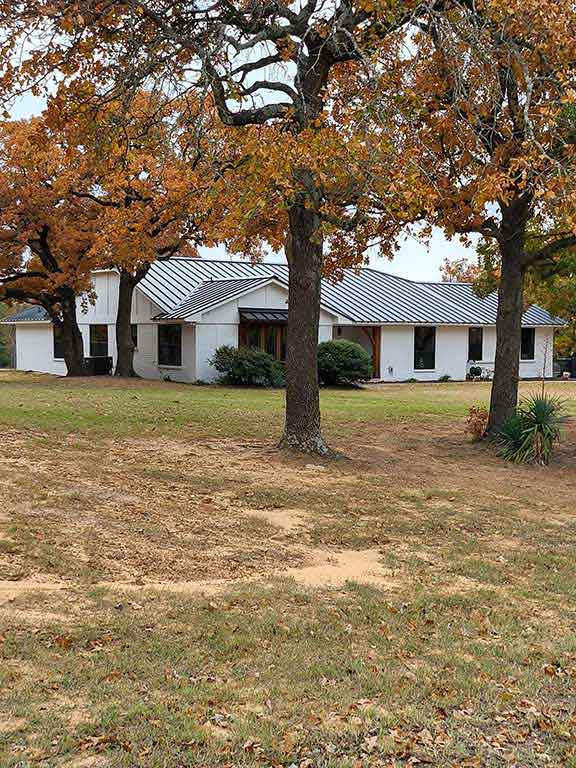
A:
[
  {"xmin": 240, "ymin": 323, "xmax": 287, "ymax": 361},
  {"xmin": 414, "ymin": 326, "xmax": 436, "ymax": 370},
  {"xmin": 158, "ymin": 324, "xmax": 182, "ymax": 366},
  {"xmin": 521, "ymin": 328, "xmax": 535, "ymax": 360},
  {"xmin": 53, "ymin": 325, "xmax": 64, "ymax": 360},
  {"xmin": 90, "ymin": 324, "xmax": 108, "ymax": 357},
  {"xmin": 468, "ymin": 327, "xmax": 483, "ymax": 361}
]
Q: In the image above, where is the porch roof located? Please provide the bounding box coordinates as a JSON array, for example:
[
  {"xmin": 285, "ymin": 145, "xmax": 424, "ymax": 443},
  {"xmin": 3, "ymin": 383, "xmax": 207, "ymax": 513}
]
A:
[{"xmin": 239, "ymin": 308, "xmax": 288, "ymax": 322}]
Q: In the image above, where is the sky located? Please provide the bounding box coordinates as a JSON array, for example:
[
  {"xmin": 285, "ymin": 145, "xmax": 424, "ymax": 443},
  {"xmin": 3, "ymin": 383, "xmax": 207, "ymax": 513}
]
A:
[{"xmin": 12, "ymin": 93, "xmax": 476, "ymax": 282}]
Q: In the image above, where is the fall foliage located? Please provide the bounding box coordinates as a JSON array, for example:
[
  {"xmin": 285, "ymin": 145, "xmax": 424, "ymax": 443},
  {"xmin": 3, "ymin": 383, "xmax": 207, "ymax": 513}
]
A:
[
  {"xmin": 0, "ymin": 92, "xmax": 224, "ymax": 376},
  {"xmin": 0, "ymin": 1, "xmax": 575, "ymax": 444},
  {"xmin": 379, "ymin": 0, "xmax": 576, "ymax": 429},
  {"xmin": 0, "ymin": 0, "xmax": 425, "ymax": 453}
]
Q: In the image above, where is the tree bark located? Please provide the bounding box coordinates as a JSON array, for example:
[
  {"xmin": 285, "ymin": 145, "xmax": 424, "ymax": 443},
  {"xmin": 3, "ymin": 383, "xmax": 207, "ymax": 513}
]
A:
[
  {"xmin": 115, "ymin": 270, "xmax": 138, "ymax": 378},
  {"xmin": 487, "ymin": 247, "xmax": 526, "ymax": 433},
  {"xmin": 59, "ymin": 289, "xmax": 87, "ymax": 377},
  {"xmin": 279, "ymin": 197, "xmax": 328, "ymax": 455}
]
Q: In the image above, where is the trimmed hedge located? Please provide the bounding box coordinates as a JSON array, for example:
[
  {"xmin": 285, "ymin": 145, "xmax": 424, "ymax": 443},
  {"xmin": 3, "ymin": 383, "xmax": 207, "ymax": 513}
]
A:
[
  {"xmin": 209, "ymin": 345, "xmax": 285, "ymax": 387},
  {"xmin": 317, "ymin": 340, "xmax": 372, "ymax": 386}
]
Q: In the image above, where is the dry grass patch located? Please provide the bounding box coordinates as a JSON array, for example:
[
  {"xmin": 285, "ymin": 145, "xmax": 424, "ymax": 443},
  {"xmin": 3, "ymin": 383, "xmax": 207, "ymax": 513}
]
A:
[{"xmin": 0, "ymin": 374, "xmax": 575, "ymax": 765}]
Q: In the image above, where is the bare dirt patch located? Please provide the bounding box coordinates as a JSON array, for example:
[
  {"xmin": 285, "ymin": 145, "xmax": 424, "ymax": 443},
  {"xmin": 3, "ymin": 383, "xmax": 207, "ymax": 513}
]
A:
[
  {"xmin": 284, "ymin": 547, "xmax": 398, "ymax": 589},
  {"xmin": 0, "ymin": 407, "xmax": 575, "ymax": 605}
]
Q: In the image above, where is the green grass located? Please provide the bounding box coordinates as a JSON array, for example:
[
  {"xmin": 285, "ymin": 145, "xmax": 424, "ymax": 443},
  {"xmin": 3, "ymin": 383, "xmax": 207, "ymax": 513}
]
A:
[{"xmin": 5, "ymin": 371, "xmax": 572, "ymax": 439}]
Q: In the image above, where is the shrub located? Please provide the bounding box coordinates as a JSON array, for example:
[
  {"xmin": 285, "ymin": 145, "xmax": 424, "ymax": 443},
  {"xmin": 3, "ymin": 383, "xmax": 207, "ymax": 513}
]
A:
[
  {"xmin": 439, "ymin": 374, "xmax": 451, "ymax": 382},
  {"xmin": 209, "ymin": 345, "xmax": 284, "ymax": 387},
  {"xmin": 465, "ymin": 406, "xmax": 489, "ymax": 441},
  {"xmin": 497, "ymin": 394, "xmax": 565, "ymax": 465},
  {"xmin": 317, "ymin": 340, "xmax": 372, "ymax": 386}
]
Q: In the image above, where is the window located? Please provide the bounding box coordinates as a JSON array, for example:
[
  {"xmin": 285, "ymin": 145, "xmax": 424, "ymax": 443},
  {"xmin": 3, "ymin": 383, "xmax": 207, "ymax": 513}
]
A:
[
  {"xmin": 53, "ymin": 325, "xmax": 64, "ymax": 360},
  {"xmin": 90, "ymin": 324, "xmax": 108, "ymax": 357},
  {"xmin": 239, "ymin": 323, "xmax": 287, "ymax": 361},
  {"xmin": 468, "ymin": 327, "xmax": 483, "ymax": 361},
  {"xmin": 414, "ymin": 326, "xmax": 436, "ymax": 370},
  {"xmin": 131, "ymin": 324, "xmax": 138, "ymax": 349},
  {"xmin": 521, "ymin": 328, "xmax": 535, "ymax": 360},
  {"xmin": 158, "ymin": 324, "xmax": 182, "ymax": 366}
]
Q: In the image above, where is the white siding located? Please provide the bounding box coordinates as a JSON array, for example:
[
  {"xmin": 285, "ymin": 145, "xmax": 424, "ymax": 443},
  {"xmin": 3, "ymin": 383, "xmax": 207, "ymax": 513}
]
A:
[
  {"xmin": 14, "ymin": 324, "xmax": 67, "ymax": 376},
  {"xmin": 376, "ymin": 324, "xmax": 555, "ymax": 382},
  {"xmin": 10, "ymin": 269, "xmax": 558, "ymax": 384},
  {"xmin": 195, "ymin": 281, "xmax": 335, "ymax": 381},
  {"xmin": 472, "ymin": 326, "xmax": 554, "ymax": 379}
]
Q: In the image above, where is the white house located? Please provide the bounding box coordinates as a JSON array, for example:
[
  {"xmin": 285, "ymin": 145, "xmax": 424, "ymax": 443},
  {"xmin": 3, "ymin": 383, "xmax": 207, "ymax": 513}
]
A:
[{"xmin": 1, "ymin": 257, "xmax": 563, "ymax": 382}]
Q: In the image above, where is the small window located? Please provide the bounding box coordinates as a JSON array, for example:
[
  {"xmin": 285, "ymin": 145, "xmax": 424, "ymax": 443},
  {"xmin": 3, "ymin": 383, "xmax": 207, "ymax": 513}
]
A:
[
  {"xmin": 414, "ymin": 326, "xmax": 436, "ymax": 370},
  {"xmin": 158, "ymin": 324, "xmax": 182, "ymax": 366},
  {"xmin": 53, "ymin": 325, "xmax": 64, "ymax": 360},
  {"xmin": 90, "ymin": 324, "xmax": 108, "ymax": 357},
  {"xmin": 131, "ymin": 324, "xmax": 138, "ymax": 349},
  {"xmin": 521, "ymin": 328, "xmax": 535, "ymax": 360},
  {"xmin": 468, "ymin": 327, "xmax": 483, "ymax": 361}
]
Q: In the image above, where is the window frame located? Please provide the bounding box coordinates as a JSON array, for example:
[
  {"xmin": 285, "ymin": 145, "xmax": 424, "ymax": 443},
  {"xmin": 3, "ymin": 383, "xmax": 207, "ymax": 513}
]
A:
[
  {"xmin": 521, "ymin": 327, "xmax": 536, "ymax": 361},
  {"xmin": 468, "ymin": 327, "xmax": 483, "ymax": 362},
  {"xmin": 89, "ymin": 324, "xmax": 109, "ymax": 358},
  {"xmin": 53, "ymin": 325, "xmax": 65, "ymax": 360},
  {"xmin": 413, "ymin": 326, "xmax": 436, "ymax": 371},
  {"xmin": 239, "ymin": 322, "xmax": 287, "ymax": 362},
  {"xmin": 131, "ymin": 324, "xmax": 138, "ymax": 349},
  {"xmin": 158, "ymin": 323, "xmax": 183, "ymax": 368}
]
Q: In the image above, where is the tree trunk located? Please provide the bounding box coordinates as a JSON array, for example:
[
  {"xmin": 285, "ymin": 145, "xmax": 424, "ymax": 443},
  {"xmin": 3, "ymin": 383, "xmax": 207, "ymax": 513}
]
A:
[
  {"xmin": 488, "ymin": 248, "xmax": 526, "ymax": 433},
  {"xmin": 279, "ymin": 199, "xmax": 328, "ymax": 455},
  {"xmin": 59, "ymin": 290, "xmax": 87, "ymax": 377},
  {"xmin": 115, "ymin": 270, "xmax": 138, "ymax": 377}
]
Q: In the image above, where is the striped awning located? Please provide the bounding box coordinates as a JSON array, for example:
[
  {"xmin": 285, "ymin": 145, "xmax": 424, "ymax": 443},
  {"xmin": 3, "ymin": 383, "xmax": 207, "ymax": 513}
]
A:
[{"xmin": 239, "ymin": 308, "xmax": 288, "ymax": 322}]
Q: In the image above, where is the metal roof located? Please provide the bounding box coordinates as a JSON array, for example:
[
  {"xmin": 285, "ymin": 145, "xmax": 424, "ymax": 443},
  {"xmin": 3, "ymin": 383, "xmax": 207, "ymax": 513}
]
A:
[
  {"xmin": 154, "ymin": 277, "xmax": 277, "ymax": 320},
  {"xmin": 0, "ymin": 305, "xmax": 50, "ymax": 323},
  {"xmin": 423, "ymin": 282, "xmax": 566, "ymax": 326},
  {"xmin": 1, "ymin": 260, "xmax": 563, "ymax": 327},
  {"xmin": 139, "ymin": 258, "xmax": 564, "ymax": 326},
  {"xmin": 240, "ymin": 308, "xmax": 289, "ymax": 322}
]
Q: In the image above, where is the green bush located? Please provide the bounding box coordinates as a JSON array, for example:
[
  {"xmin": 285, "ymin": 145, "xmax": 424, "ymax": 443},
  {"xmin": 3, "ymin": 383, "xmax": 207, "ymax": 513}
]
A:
[
  {"xmin": 209, "ymin": 345, "xmax": 285, "ymax": 387},
  {"xmin": 497, "ymin": 393, "xmax": 565, "ymax": 465},
  {"xmin": 317, "ymin": 340, "xmax": 372, "ymax": 386}
]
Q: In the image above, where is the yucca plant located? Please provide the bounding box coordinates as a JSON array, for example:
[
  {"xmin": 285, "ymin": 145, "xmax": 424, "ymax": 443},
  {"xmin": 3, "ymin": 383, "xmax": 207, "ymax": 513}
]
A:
[{"xmin": 497, "ymin": 394, "xmax": 566, "ymax": 465}]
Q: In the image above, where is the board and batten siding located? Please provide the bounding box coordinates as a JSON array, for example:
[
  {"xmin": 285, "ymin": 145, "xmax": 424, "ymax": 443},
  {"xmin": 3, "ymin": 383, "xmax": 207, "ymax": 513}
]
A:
[
  {"xmin": 193, "ymin": 281, "xmax": 334, "ymax": 381},
  {"xmin": 9, "ymin": 269, "xmax": 556, "ymax": 383}
]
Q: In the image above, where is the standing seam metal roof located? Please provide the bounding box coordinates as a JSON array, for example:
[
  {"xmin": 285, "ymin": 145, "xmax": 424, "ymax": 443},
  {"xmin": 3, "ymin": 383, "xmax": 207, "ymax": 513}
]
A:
[
  {"xmin": 0, "ymin": 305, "xmax": 50, "ymax": 323},
  {"xmin": 137, "ymin": 258, "xmax": 564, "ymax": 326}
]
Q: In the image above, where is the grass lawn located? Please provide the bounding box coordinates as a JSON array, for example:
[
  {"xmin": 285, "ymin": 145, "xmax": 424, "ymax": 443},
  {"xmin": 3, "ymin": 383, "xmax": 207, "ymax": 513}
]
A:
[{"xmin": 0, "ymin": 371, "xmax": 575, "ymax": 767}]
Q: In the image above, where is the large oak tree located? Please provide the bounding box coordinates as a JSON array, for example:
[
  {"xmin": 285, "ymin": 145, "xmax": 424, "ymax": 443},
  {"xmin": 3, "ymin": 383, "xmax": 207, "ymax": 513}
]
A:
[
  {"xmin": 386, "ymin": 0, "xmax": 576, "ymax": 430},
  {"xmin": 0, "ymin": 0, "xmax": 424, "ymax": 454}
]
